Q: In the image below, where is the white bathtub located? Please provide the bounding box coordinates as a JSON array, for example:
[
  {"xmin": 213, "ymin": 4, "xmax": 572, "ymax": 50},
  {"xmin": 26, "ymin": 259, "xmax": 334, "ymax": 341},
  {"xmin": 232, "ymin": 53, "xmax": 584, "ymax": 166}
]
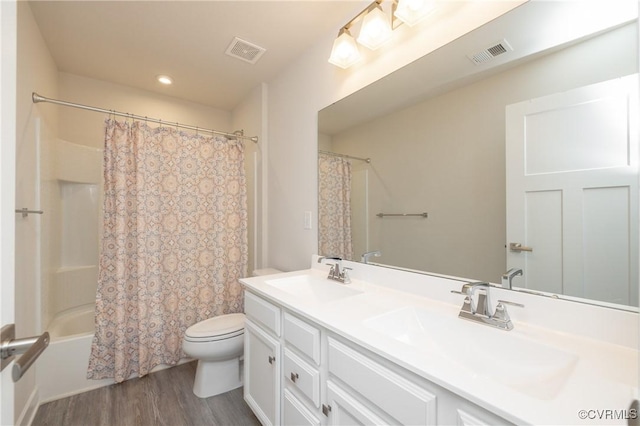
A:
[
  {"xmin": 37, "ymin": 305, "xmax": 192, "ymax": 402},
  {"xmin": 47, "ymin": 305, "xmax": 95, "ymax": 339},
  {"xmin": 37, "ymin": 305, "xmax": 113, "ymax": 403}
]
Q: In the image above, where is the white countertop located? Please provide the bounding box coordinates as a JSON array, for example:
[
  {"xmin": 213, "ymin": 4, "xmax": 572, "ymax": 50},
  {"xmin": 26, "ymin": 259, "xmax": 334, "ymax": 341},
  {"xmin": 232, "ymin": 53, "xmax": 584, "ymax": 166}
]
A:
[{"xmin": 240, "ymin": 261, "xmax": 639, "ymax": 425}]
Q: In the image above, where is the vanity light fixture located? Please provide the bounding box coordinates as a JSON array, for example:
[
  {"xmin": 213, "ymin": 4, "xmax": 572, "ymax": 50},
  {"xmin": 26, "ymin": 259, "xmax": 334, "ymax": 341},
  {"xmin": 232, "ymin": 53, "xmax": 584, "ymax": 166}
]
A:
[
  {"xmin": 328, "ymin": 28, "xmax": 362, "ymax": 69},
  {"xmin": 329, "ymin": 0, "xmax": 438, "ymax": 68},
  {"xmin": 357, "ymin": 5, "xmax": 393, "ymax": 50},
  {"xmin": 394, "ymin": 0, "xmax": 437, "ymax": 27},
  {"xmin": 156, "ymin": 75, "xmax": 173, "ymax": 85}
]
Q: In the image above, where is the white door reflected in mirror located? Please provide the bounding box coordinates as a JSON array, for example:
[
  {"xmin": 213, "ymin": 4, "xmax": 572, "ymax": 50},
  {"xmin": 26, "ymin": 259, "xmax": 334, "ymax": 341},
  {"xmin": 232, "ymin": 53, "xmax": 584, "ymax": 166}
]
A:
[{"xmin": 506, "ymin": 75, "xmax": 639, "ymax": 306}]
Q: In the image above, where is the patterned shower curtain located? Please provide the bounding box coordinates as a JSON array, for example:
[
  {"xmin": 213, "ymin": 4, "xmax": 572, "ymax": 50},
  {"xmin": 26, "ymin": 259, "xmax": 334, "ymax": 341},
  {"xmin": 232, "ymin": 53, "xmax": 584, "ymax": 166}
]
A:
[
  {"xmin": 87, "ymin": 119, "xmax": 248, "ymax": 382},
  {"xmin": 318, "ymin": 153, "xmax": 353, "ymax": 260}
]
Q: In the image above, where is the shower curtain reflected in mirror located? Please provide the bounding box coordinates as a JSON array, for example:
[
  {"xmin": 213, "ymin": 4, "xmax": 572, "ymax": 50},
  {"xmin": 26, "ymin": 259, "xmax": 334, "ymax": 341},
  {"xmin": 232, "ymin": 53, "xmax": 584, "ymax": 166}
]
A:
[
  {"xmin": 318, "ymin": 152, "xmax": 353, "ymax": 260},
  {"xmin": 87, "ymin": 119, "xmax": 248, "ymax": 382}
]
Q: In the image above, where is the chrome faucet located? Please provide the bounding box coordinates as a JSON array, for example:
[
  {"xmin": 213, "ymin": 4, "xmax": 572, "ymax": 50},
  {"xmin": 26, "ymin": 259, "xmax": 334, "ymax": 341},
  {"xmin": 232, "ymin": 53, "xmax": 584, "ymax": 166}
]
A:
[
  {"xmin": 360, "ymin": 250, "xmax": 381, "ymax": 264},
  {"xmin": 451, "ymin": 281, "xmax": 524, "ymax": 331},
  {"xmin": 460, "ymin": 282, "xmax": 492, "ymax": 316},
  {"xmin": 317, "ymin": 256, "xmax": 351, "ymax": 284},
  {"xmin": 501, "ymin": 268, "xmax": 523, "ymax": 290}
]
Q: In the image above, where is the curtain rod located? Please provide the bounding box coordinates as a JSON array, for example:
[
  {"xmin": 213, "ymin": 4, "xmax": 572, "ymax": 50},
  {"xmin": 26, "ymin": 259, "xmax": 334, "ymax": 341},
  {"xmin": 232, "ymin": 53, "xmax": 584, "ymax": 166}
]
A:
[
  {"xmin": 318, "ymin": 150, "xmax": 371, "ymax": 163},
  {"xmin": 32, "ymin": 92, "xmax": 258, "ymax": 143}
]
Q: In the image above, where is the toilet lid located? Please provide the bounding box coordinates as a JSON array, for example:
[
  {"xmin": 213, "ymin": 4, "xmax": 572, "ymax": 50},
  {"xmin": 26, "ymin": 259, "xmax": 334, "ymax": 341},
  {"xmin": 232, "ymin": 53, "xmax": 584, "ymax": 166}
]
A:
[{"xmin": 185, "ymin": 313, "xmax": 245, "ymax": 339}]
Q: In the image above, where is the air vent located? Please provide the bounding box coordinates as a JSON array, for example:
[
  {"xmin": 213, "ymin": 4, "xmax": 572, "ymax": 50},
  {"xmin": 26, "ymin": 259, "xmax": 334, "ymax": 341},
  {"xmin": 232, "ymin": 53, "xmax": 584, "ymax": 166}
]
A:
[
  {"xmin": 225, "ymin": 37, "xmax": 266, "ymax": 64},
  {"xmin": 467, "ymin": 39, "xmax": 513, "ymax": 65}
]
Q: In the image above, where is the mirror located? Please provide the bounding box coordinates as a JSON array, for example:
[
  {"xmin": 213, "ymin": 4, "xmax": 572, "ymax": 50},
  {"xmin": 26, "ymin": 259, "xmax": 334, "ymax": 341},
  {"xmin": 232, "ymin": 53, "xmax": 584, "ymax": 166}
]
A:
[{"xmin": 318, "ymin": 1, "xmax": 639, "ymax": 309}]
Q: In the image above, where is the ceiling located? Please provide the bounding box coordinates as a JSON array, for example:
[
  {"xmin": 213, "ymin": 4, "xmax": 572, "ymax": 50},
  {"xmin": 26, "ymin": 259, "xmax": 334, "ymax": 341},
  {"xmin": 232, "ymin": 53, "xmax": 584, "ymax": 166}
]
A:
[{"xmin": 28, "ymin": 1, "xmax": 363, "ymax": 111}]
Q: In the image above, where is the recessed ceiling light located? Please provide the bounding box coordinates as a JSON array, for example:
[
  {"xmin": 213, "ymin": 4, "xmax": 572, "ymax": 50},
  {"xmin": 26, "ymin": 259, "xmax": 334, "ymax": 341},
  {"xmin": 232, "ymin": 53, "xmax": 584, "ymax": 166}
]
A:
[{"xmin": 157, "ymin": 75, "xmax": 173, "ymax": 85}]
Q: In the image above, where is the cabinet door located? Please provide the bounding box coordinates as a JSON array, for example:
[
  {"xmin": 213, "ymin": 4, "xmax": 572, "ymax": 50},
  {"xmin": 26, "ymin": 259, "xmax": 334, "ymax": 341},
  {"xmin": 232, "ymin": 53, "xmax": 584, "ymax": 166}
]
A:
[
  {"xmin": 438, "ymin": 395, "xmax": 513, "ymax": 426},
  {"xmin": 244, "ymin": 319, "xmax": 280, "ymax": 426},
  {"xmin": 324, "ymin": 380, "xmax": 387, "ymax": 425},
  {"xmin": 283, "ymin": 389, "xmax": 321, "ymax": 426}
]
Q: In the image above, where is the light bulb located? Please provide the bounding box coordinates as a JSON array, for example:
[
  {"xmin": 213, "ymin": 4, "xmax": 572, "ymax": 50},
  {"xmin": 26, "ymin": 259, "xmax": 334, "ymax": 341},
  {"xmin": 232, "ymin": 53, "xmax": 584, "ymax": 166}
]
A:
[
  {"xmin": 357, "ymin": 6, "xmax": 393, "ymax": 50},
  {"xmin": 328, "ymin": 29, "xmax": 362, "ymax": 69},
  {"xmin": 394, "ymin": 0, "xmax": 436, "ymax": 27}
]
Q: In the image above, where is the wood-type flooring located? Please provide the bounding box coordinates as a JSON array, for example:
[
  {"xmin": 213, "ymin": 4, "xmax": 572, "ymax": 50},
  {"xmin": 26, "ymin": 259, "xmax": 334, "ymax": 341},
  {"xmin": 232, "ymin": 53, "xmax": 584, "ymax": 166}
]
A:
[{"xmin": 32, "ymin": 361, "xmax": 261, "ymax": 426}]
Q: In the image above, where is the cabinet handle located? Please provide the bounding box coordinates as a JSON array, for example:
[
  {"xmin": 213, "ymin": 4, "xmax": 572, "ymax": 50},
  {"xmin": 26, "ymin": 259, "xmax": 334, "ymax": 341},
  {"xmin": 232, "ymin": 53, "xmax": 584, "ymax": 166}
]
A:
[
  {"xmin": 322, "ymin": 404, "xmax": 332, "ymax": 417},
  {"xmin": 290, "ymin": 372, "xmax": 299, "ymax": 382},
  {"xmin": 268, "ymin": 355, "xmax": 275, "ymax": 365}
]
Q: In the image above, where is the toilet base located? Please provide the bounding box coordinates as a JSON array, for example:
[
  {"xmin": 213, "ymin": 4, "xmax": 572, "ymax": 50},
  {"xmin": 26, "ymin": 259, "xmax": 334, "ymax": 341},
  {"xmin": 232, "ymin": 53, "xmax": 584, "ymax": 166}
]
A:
[{"xmin": 192, "ymin": 357, "xmax": 243, "ymax": 398}]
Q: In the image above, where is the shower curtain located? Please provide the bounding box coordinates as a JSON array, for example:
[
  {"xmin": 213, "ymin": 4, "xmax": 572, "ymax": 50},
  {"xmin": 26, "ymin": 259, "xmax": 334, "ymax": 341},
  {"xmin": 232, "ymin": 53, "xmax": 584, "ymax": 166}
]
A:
[
  {"xmin": 87, "ymin": 119, "xmax": 248, "ymax": 382},
  {"xmin": 318, "ymin": 153, "xmax": 353, "ymax": 260}
]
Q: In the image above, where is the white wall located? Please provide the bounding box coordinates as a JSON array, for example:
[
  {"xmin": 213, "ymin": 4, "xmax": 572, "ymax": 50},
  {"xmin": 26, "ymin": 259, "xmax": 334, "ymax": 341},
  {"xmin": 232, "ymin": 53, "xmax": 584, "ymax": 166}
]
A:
[
  {"xmin": 265, "ymin": 2, "xmax": 524, "ymax": 271},
  {"xmin": 15, "ymin": 2, "xmax": 58, "ymax": 424},
  {"xmin": 232, "ymin": 83, "xmax": 267, "ymax": 275},
  {"xmin": 0, "ymin": 1, "xmax": 17, "ymax": 424},
  {"xmin": 329, "ymin": 23, "xmax": 638, "ymax": 283}
]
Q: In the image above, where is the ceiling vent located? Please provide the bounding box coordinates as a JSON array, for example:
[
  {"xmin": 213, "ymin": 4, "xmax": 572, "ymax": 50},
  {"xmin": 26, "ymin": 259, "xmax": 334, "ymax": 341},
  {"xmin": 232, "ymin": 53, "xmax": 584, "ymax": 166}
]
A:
[
  {"xmin": 225, "ymin": 37, "xmax": 266, "ymax": 64},
  {"xmin": 467, "ymin": 39, "xmax": 513, "ymax": 65}
]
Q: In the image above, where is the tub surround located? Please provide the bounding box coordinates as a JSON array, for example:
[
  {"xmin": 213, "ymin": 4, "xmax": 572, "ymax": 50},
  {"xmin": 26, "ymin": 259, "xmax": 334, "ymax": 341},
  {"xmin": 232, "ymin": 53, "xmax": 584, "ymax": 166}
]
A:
[{"xmin": 241, "ymin": 256, "xmax": 638, "ymax": 425}]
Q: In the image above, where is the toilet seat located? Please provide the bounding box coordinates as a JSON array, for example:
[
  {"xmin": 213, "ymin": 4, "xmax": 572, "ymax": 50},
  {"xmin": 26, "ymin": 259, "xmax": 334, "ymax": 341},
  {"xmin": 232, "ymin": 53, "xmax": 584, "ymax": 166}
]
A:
[{"xmin": 184, "ymin": 313, "xmax": 245, "ymax": 342}]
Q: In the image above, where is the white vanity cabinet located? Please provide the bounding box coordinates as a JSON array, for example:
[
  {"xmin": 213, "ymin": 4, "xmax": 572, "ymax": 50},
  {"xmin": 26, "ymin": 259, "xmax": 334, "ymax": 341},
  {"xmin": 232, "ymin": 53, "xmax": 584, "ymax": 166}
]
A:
[
  {"xmin": 323, "ymin": 336, "xmax": 510, "ymax": 426},
  {"xmin": 244, "ymin": 291, "xmax": 281, "ymax": 426},
  {"xmin": 243, "ymin": 289, "xmax": 511, "ymax": 426},
  {"xmin": 440, "ymin": 397, "xmax": 513, "ymax": 426},
  {"xmin": 281, "ymin": 312, "xmax": 323, "ymax": 426},
  {"xmin": 325, "ymin": 336, "xmax": 437, "ymax": 425}
]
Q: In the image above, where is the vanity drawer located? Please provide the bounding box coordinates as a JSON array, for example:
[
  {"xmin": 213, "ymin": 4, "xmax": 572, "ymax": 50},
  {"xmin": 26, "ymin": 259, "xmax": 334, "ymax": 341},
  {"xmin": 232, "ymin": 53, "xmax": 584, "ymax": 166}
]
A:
[
  {"xmin": 283, "ymin": 312, "xmax": 320, "ymax": 364},
  {"xmin": 244, "ymin": 291, "xmax": 281, "ymax": 336},
  {"xmin": 284, "ymin": 348, "xmax": 320, "ymax": 407},
  {"xmin": 328, "ymin": 337, "xmax": 436, "ymax": 425}
]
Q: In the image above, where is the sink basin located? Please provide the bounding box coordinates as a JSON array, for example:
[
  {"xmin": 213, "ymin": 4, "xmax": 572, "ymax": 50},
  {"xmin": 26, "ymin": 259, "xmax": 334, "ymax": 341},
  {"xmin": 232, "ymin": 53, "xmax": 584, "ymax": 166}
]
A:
[
  {"xmin": 364, "ymin": 306, "xmax": 578, "ymax": 400},
  {"xmin": 265, "ymin": 274, "xmax": 363, "ymax": 303}
]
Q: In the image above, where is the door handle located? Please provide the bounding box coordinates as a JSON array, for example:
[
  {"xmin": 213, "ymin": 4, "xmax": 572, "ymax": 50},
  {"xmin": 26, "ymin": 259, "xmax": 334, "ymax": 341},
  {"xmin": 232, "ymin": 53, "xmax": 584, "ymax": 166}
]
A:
[
  {"xmin": 509, "ymin": 242, "xmax": 533, "ymax": 252},
  {"xmin": 1, "ymin": 324, "xmax": 50, "ymax": 382}
]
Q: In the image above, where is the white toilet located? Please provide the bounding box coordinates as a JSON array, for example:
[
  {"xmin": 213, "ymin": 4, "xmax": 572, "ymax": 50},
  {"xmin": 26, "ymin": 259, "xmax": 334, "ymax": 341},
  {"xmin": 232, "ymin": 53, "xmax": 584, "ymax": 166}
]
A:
[
  {"xmin": 182, "ymin": 268, "xmax": 282, "ymax": 398},
  {"xmin": 182, "ymin": 313, "xmax": 246, "ymax": 398}
]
